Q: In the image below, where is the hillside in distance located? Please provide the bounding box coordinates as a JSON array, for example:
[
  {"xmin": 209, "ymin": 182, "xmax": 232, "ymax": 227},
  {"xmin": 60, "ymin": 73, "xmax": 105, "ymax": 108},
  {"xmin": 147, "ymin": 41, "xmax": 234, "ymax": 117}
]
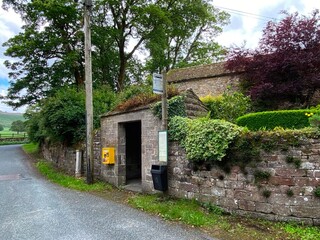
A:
[{"xmin": 0, "ymin": 110, "xmax": 25, "ymax": 128}]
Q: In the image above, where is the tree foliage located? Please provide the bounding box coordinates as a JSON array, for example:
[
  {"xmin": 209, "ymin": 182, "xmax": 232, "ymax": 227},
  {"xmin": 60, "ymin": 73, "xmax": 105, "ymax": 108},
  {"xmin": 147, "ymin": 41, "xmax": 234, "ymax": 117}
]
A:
[
  {"xmin": 145, "ymin": 0, "xmax": 229, "ymax": 73},
  {"xmin": 226, "ymin": 10, "xmax": 320, "ymax": 110},
  {"xmin": 2, "ymin": 0, "xmax": 84, "ymax": 108},
  {"xmin": 2, "ymin": 0, "xmax": 229, "ymax": 109},
  {"xmin": 24, "ymin": 86, "xmax": 115, "ymax": 145},
  {"xmin": 10, "ymin": 120, "xmax": 26, "ymax": 134},
  {"xmin": 0, "ymin": 124, "xmax": 4, "ymax": 131}
]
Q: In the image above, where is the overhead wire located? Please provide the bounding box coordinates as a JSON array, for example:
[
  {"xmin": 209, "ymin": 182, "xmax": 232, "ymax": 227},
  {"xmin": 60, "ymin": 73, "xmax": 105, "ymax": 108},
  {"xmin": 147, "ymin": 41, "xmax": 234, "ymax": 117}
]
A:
[{"xmin": 214, "ymin": 5, "xmax": 278, "ymax": 23}]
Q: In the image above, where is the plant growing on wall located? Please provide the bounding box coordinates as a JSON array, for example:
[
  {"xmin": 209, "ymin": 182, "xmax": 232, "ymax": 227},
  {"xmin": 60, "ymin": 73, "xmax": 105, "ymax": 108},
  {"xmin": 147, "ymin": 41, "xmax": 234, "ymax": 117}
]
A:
[
  {"xmin": 152, "ymin": 95, "xmax": 187, "ymax": 119},
  {"xmin": 201, "ymin": 90, "xmax": 252, "ymax": 123},
  {"xmin": 169, "ymin": 116, "xmax": 242, "ymax": 162}
]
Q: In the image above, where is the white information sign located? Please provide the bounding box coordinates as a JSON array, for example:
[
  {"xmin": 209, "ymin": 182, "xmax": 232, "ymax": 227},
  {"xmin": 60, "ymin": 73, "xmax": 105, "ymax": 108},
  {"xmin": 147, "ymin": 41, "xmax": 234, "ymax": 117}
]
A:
[
  {"xmin": 153, "ymin": 73, "xmax": 163, "ymax": 94},
  {"xmin": 158, "ymin": 130, "xmax": 168, "ymax": 162}
]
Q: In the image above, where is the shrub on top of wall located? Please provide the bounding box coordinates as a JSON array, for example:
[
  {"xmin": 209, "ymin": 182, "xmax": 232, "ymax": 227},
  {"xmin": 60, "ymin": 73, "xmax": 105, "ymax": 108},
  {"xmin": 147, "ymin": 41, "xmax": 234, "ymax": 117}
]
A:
[
  {"xmin": 201, "ymin": 91, "xmax": 252, "ymax": 123},
  {"xmin": 152, "ymin": 95, "xmax": 187, "ymax": 119},
  {"xmin": 169, "ymin": 116, "xmax": 242, "ymax": 162},
  {"xmin": 236, "ymin": 109, "xmax": 318, "ymax": 131}
]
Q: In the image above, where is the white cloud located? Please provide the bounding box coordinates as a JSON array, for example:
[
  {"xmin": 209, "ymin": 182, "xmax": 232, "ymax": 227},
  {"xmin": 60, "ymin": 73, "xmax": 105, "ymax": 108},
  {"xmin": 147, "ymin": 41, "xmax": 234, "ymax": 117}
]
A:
[{"xmin": 213, "ymin": 0, "xmax": 319, "ymax": 49}]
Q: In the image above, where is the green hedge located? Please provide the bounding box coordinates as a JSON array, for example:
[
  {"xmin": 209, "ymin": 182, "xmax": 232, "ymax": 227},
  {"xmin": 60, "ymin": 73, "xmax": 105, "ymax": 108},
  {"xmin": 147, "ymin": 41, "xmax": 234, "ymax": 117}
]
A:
[{"xmin": 236, "ymin": 110, "xmax": 318, "ymax": 130}]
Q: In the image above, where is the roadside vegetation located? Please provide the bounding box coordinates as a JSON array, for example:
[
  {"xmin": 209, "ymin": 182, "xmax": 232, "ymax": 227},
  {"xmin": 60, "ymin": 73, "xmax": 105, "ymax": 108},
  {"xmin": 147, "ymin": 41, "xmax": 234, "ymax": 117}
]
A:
[
  {"xmin": 22, "ymin": 143, "xmax": 110, "ymax": 192},
  {"xmin": 22, "ymin": 142, "xmax": 320, "ymax": 240}
]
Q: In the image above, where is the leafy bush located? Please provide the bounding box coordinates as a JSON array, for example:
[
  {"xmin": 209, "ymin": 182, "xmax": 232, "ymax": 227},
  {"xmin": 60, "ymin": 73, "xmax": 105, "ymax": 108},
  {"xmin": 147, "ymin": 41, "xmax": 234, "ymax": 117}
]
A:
[
  {"xmin": 25, "ymin": 86, "xmax": 115, "ymax": 145},
  {"xmin": 236, "ymin": 109, "xmax": 317, "ymax": 130},
  {"xmin": 201, "ymin": 91, "xmax": 251, "ymax": 123},
  {"xmin": 152, "ymin": 95, "xmax": 186, "ymax": 119},
  {"xmin": 308, "ymin": 113, "xmax": 320, "ymax": 128},
  {"xmin": 169, "ymin": 116, "xmax": 242, "ymax": 162}
]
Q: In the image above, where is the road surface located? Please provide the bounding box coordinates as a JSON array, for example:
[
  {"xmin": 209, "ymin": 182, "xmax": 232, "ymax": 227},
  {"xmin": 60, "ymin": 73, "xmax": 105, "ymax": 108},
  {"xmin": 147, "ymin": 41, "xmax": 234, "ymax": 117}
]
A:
[{"xmin": 0, "ymin": 145, "xmax": 215, "ymax": 240}]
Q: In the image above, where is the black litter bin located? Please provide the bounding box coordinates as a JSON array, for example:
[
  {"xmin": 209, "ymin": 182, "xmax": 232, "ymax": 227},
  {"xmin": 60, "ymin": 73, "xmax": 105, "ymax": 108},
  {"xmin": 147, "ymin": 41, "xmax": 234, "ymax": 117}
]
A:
[{"xmin": 151, "ymin": 165, "xmax": 168, "ymax": 191}]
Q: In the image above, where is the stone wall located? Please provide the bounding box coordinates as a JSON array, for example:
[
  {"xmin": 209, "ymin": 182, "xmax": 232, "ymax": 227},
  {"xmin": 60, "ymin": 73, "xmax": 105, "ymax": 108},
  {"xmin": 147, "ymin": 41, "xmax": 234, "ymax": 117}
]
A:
[
  {"xmin": 41, "ymin": 131, "xmax": 101, "ymax": 177},
  {"xmin": 168, "ymin": 141, "xmax": 320, "ymax": 225},
  {"xmin": 167, "ymin": 62, "xmax": 241, "ymax": 97}
]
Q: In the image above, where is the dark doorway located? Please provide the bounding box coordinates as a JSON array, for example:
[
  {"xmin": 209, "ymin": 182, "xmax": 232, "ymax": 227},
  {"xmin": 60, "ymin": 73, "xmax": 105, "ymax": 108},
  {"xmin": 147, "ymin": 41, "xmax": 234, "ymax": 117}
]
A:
[{"xmin": 125, "ymin": 121, "xmax": 141, "ymax": 182}]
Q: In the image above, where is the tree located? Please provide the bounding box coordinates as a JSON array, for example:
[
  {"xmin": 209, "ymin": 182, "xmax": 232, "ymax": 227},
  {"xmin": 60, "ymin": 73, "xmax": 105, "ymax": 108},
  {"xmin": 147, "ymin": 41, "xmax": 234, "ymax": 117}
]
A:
[
  {"xmin": 10, "ymin": 120, "xmax": 26, "ymax": 134},
  {"xmin": 145, "ymin": 0, "xmax": 229, "ymax": 73},
  {"xmin": 0, "ymin": 124, "xmax": 4, "ymax": 131},
  {"xmin": 2, "ymin": 0, "xmax": 84, "ymax": 109},
  {"xmin": 225, "ymin": 10, "xmax": 320, "ymax": 110}
]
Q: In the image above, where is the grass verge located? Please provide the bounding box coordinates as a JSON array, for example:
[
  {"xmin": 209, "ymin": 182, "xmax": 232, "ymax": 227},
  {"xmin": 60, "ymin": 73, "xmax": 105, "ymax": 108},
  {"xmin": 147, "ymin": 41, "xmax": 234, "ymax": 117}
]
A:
[
  {"xmin": 128, "ymin": 194, "xmax": 221, "ymax": 227},
  {"xmin": 22, "ymin": 142, "xmax": 39, "ymax": 154},
  {"xmin": 23, "ymin": 143, "xmax": 111, "ymax": 192},
  {"xmin": 36, "ymin": 161, "xmax": 110, "ymax": 192},
  {"xmin": 128, "ymin": 194, "xmax": 320, "ymax": 240}
]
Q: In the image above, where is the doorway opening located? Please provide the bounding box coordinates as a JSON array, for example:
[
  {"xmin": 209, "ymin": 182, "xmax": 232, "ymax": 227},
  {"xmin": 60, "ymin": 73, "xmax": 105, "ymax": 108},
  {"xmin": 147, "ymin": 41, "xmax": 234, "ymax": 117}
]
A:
[{"xmin": 124, "ymin": 121, "xmax": 141, "ymax": 185}]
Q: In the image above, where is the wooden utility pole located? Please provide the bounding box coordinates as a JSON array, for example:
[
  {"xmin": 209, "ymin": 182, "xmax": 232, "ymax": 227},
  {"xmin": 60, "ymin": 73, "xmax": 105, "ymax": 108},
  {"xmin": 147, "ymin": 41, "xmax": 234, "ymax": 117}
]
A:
[
  {"xmin": 83, "ymin": 0, "xmax": 94, "ymax": 184},
  {"xmin": 161, "ymin": 70, "xmax": 168, "ymax": 131}
]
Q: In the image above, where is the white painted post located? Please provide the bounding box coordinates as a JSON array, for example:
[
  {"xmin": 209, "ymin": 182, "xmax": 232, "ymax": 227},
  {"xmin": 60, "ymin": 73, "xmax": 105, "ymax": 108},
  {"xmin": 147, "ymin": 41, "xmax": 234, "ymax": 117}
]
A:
[{"xmin": 75, "ymin": 150, "xmax": 82, "ymax": 178}]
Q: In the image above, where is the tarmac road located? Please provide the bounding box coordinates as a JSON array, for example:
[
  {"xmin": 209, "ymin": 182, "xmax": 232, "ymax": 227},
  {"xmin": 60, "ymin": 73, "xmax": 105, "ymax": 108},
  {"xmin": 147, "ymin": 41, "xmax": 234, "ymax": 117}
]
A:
[{"xmin": 0, "ymin": 145, "xmax": 216, "ymax": 240}]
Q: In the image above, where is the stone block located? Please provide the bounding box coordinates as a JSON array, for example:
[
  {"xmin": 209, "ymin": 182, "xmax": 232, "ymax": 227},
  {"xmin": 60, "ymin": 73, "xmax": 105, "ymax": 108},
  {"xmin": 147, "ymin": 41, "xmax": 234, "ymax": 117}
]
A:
[
  {"xmin": 238, "ymin": 199, "xmax": 256, "ymax": 211},
  {"xmin": 225, "ymin": 189, "xmax": 235, "ymax": 199},
  {"xmin": 290, "ymin": 206, "xmax": 320, "ymax": 218},
  {"xmin": 294, "ymin": 177, "xmax": 320, "ymax": 187},
  {"xmin": 234, "ymin": 189, "xmax": 264, "ymax": 202},
  {"xmin": 314, "ymin": 170, "xmax": 320, "ymax": 178},
  {"xmin": 272, "ymin": 204, "xmax": 291, "ymax": 216},
  {"xmin": 301, "ymin": 162, "xmax": 316, "ymax": 170},
  {"xmin": 275, "ymin": 216, "xmax": 313, "ymax": 225},
  {"xmin": 312, "ymin": 218, "xmax": 320, "ymax": 226},
  {"xmin": 221, "ymin": 197, "xmax": 239, "ymax": 210},
  {"xmin": 276, "ymin": 168, "xmax": 307, "ymax": 177},
  {"xmin": 224, "ymin": 180, "xmax": 244, "ymax": 189},
  {"xmin": 268, "ymin": 193, "xmax": 292, "ymax": 205},
  {"xmin": 211, "ymin": 187, "xmax": 226, "ymax": 197},
  {"xmin": 269, "ymin": 176, "xmax": 295, "ymax": 186},
  {"xmin": 179, "ymin": 182, "xmax": 198, "ymax": 192},
  {"xmin": 256, "ymin": 202, "xmax": 273, "ymax": 213}
]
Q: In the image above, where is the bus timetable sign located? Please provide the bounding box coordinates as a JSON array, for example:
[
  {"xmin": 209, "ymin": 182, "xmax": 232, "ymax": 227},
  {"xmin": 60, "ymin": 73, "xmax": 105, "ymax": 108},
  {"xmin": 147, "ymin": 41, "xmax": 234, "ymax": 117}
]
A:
[{"xmin": 152, "ymin": 73, "xmax": 163, "ymax": 94}]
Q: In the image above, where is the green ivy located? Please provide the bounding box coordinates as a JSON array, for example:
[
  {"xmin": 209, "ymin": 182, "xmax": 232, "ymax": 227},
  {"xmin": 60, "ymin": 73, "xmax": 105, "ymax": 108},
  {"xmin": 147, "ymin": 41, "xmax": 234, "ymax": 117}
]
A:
[
  {"xmin": 169, "ymin": 116, "xmax": 242, "ymax": 162},
  {"xmin": 152, "ymin": 95, "xmax": 186, "ymax": 119}
]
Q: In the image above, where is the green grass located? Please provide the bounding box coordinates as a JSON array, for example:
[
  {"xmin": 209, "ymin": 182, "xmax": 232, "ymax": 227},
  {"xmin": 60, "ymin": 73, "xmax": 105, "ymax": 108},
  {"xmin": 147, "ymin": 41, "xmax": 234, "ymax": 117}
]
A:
[
  {"xmin": 36, "ymin": 161, "xmax": 110, "ymax": 192},
  {"xmin": 282, "ymin": 223, "xmax": 320, "ymax": 240},
  {"xmin": 22, "ymin": 142, "xmax": 39, "ymax": 154},
  {"xmin": 128, "ymin": 194, "xmax": 221, "ymax": 227}
]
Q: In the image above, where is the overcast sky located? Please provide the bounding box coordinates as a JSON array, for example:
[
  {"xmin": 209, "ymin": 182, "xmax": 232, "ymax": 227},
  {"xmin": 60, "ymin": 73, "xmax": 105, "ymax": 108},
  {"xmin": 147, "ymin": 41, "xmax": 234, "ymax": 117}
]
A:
[{"xmin": 0, "ymin": 0, "xmax": 319, "ymax": 113}]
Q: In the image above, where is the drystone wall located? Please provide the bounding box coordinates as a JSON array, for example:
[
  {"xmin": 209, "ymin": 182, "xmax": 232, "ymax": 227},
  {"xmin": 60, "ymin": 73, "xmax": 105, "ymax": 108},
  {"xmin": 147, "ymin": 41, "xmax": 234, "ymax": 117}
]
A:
[
  {"xmin": 41, "ymin": 131, "xmax": 101, "ymax": 177},
  {"xmin": 168, "ymin": 141, "xmax": 320, "ymax": 225}
]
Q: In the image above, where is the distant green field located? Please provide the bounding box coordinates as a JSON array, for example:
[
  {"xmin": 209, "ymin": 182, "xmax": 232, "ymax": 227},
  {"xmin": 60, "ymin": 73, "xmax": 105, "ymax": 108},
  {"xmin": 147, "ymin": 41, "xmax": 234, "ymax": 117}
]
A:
[
  {"xmin": 0, "ymin": 127, "xmax": 27, "ymax": 138},
  {"xmin": 0, "ymin": 111, "xmax": 25, "ymax": 128}
]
